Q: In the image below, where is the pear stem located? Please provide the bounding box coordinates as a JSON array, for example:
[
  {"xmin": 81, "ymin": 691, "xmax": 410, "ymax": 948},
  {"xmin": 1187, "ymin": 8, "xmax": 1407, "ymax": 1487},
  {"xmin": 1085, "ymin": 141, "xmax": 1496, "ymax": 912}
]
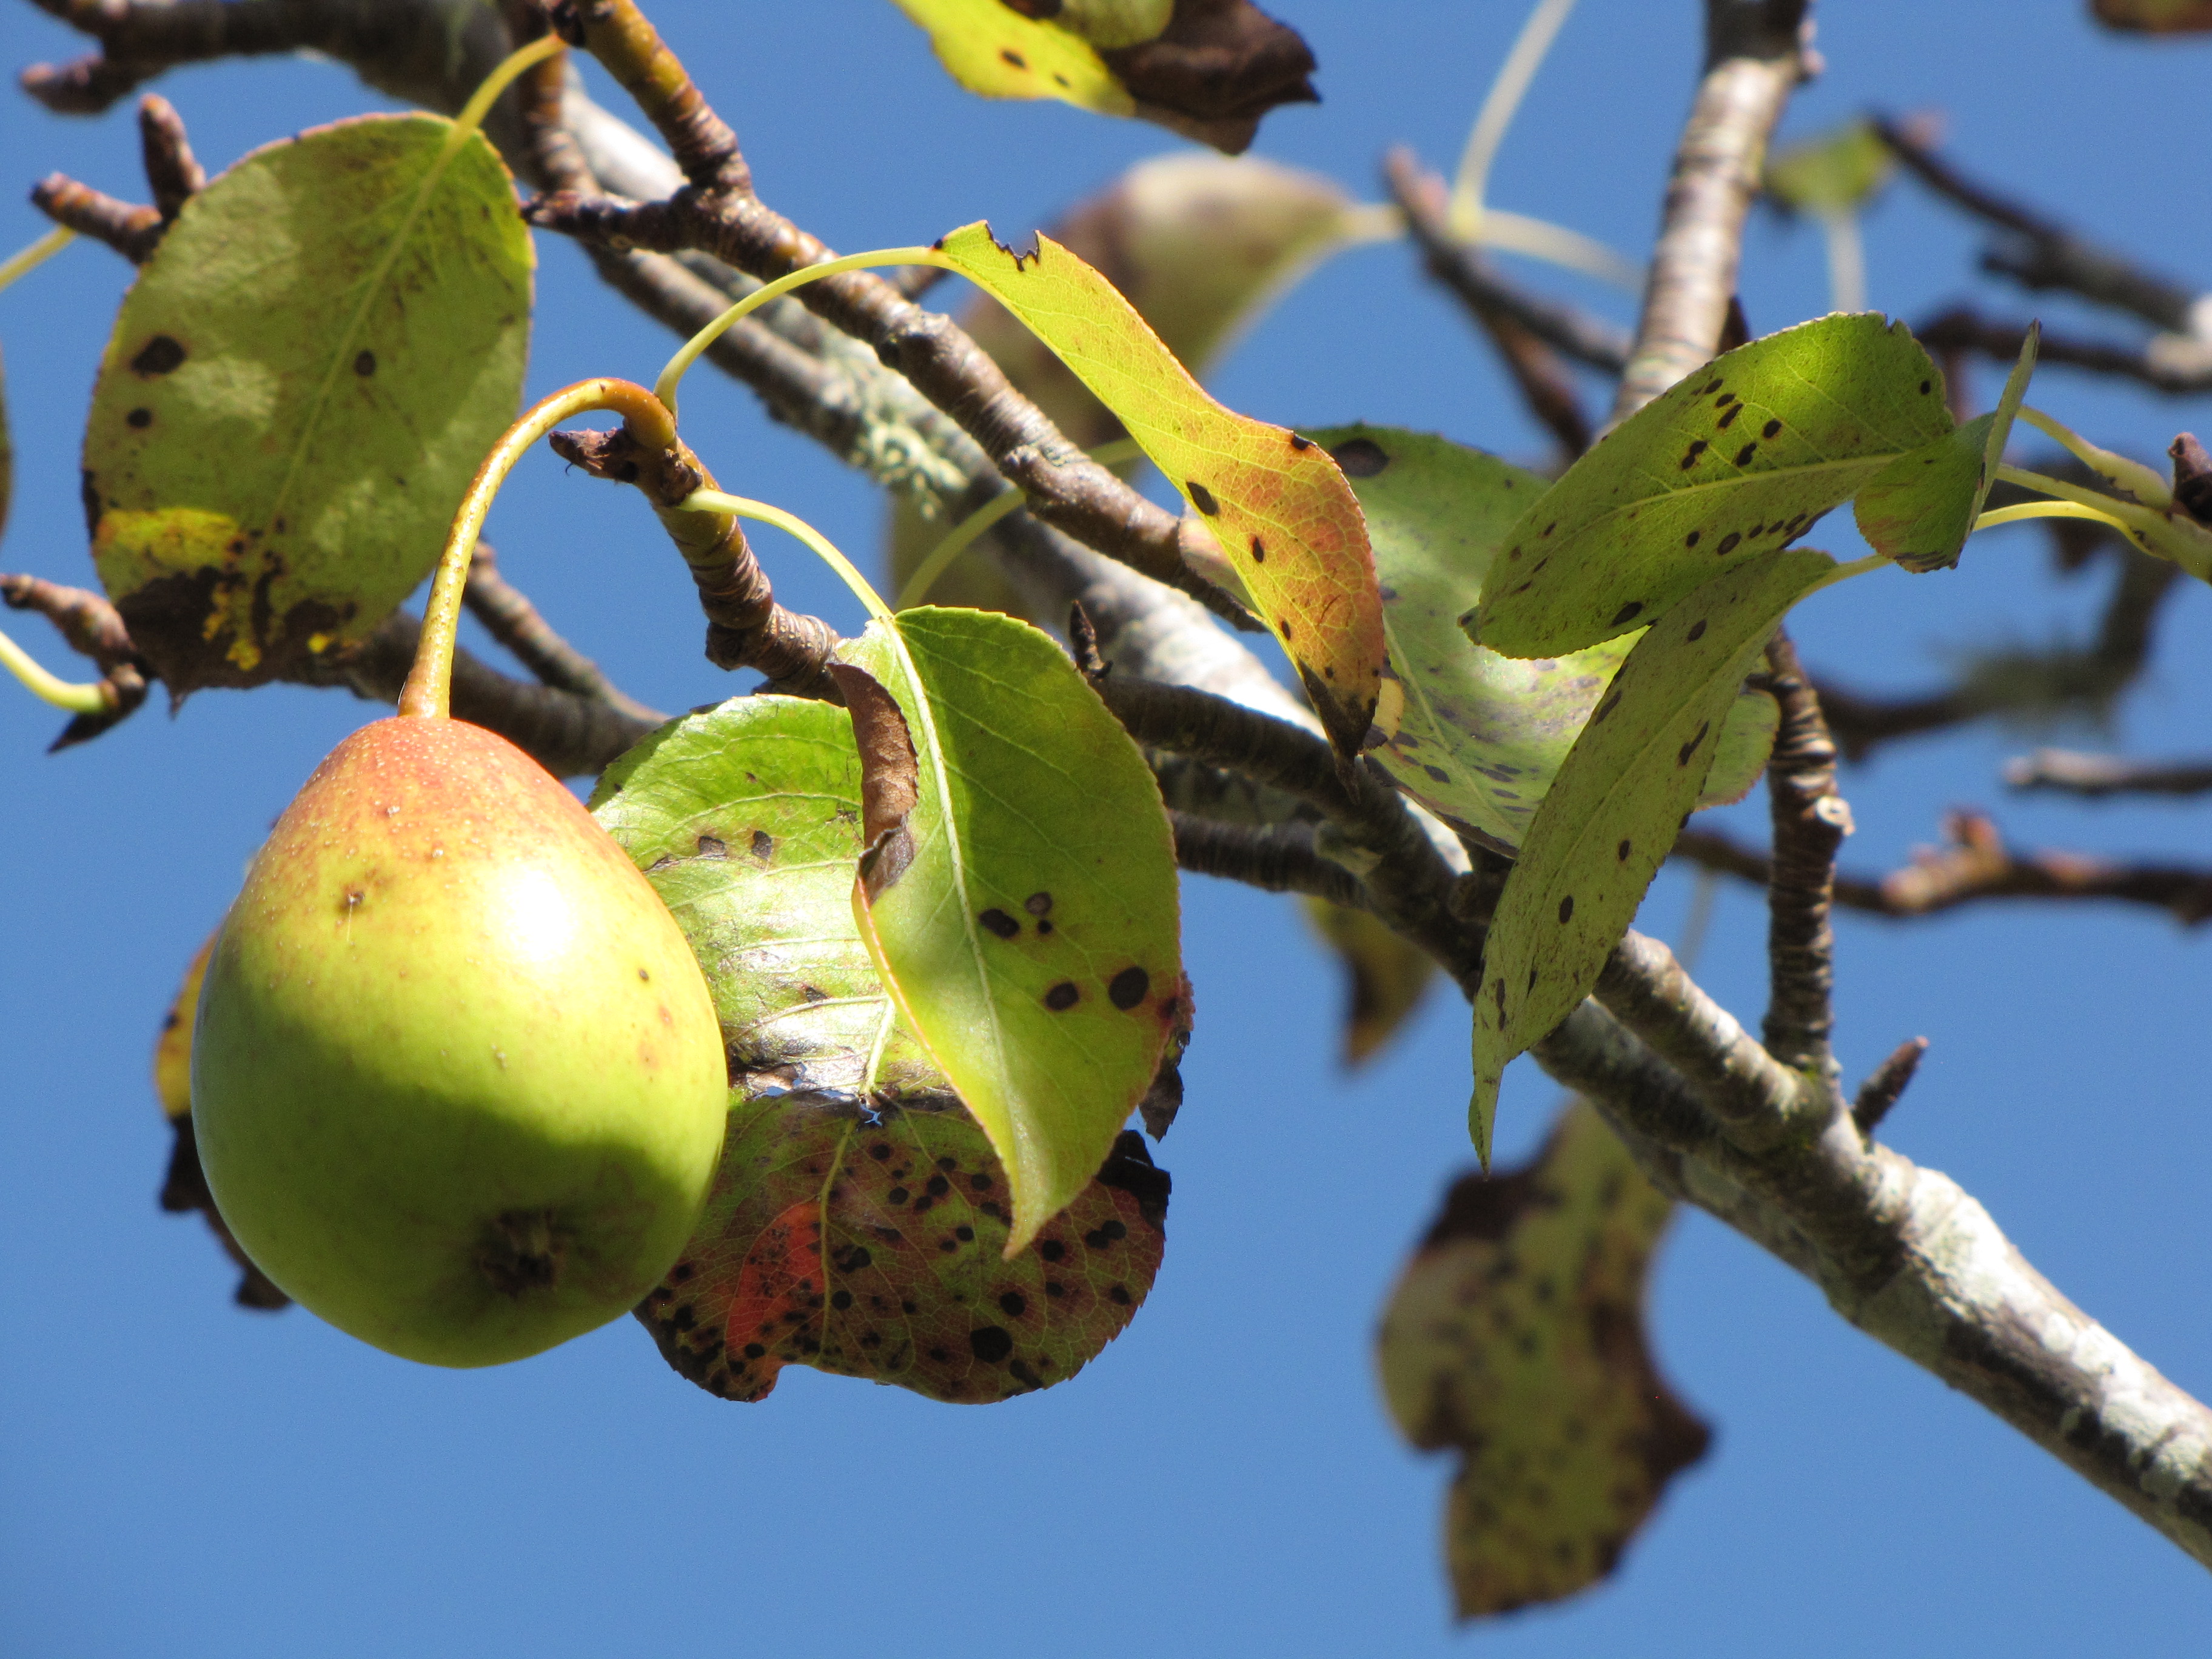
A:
[
  {"xmin": 0, "ymin": 225, "xmax": 75, "ymax": 296},
  {"xmin": 400, "ymin": 378, "xmax": 676, "ymax": 720},
  {"xmin": 0, "ymin": 623, "xmax": 110, "ymax": 713}
]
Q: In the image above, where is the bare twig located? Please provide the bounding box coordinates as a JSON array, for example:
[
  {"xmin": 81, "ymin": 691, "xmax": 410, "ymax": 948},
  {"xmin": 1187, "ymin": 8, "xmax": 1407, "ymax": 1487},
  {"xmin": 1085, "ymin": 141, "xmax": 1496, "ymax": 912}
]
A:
[
  {"xmin": 463, "ymin": 543, "xmax": 662, "ymax": 723},
  {"xmin": 0, "ymin": 572, "xmax": 150, "ymax": 748},
  {"xmin": 1851, "ymin": 1036, "xmax": 1928, "ymax": 1137},
  {"xmin": 1761, "ymin": 634, "xmax": 1851, "ymax": 1088},
  {"xmin": 138, "ymin": 93, "xmax": 204, "ymax": 221},
  {"xmin": 30, "ymin": 172, "xmax": 163, "ymax": 263},
  {"xmin": 1609, "ymin": 1, "xmax": 1812, "ymax": 423},
  {"xmin": 1916, "ymin": 306, "xmax": 2212, "ymax": 398},
  {"xmin": 1170, "ymin": 812, "xmax": 1369, "ymax": 908},
  {"xmin": 2005, "ymin": 749, "xmax": 2212, "ymax": 799}
]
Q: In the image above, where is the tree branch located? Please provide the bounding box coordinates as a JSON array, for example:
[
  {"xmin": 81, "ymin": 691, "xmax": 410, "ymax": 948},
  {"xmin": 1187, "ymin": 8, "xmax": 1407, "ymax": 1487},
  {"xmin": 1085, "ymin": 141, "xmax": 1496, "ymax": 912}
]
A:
[
  {"xmin": 1760, "ymin": 634, "xmax": 1850, "ymax": 1088},
  {"xmin": 1916, "ymin": 306, "xmax": 2212, "ymax": 398},
  {"xmin": 2005, "ymin": 748, "xmax": 2212, "ymax": 799},
  {"xmin": 1169, "ymin": 811, "xmax": 1369, "ymax": 908}
]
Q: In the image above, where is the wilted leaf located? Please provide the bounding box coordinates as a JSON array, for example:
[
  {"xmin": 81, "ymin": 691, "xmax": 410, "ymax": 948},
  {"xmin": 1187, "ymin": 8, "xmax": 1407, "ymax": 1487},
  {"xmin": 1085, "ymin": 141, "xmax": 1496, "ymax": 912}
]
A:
[
  {"xmin": 2093, "ymin": 0, "xmax": 2212, "ymax": 30},
  {"xmin": 1310, "ymin": 426, "xmax": 1777, "ymax": 854},
  {"xmin": 591, "ymin": 693, "xmax": 1168, "ymax": 1401},
  {"xmin": 886, "ymin": 0, "xmax": 1318, "ymax": 152},
  {"xmin": 838, "ymin": 608, "xmax": 1184, "ymax": 1252},
  {"xmin": 1301, "ymin": 896, "xmax": 1435, "ymax": 1066},
  {"xmin": 1473, "ymin": 315, "xmax": 1949, "ymax": 659},
  {"xmin": 933, "ymin": 220, "xmax": 1384, "ymax": 757},
  {"xmin": 1764, "ymin": 118, "xmax": 1897, "ymax": 216},
  {"xmin": 1378, "ymin": 1100, "xmax": 1709, "ymax": 1620},
  {"xmin": 84, "ymin": 113, "xmax": 532, "ymax": 692},
  {"xmin": 154, "ymin": 929, "xmax": 289, "ymax": 1310},
  {"xmin": 1470, "ymin": 548, "xmax": 1837, "ymax": 1156},
  {"xmin": 893, "ymin": 153, "xmax": 1358, "ymax": 613},
  {"xmin": 1855, "ymin": 323, "xmax": 2038, "ymax": 572}
]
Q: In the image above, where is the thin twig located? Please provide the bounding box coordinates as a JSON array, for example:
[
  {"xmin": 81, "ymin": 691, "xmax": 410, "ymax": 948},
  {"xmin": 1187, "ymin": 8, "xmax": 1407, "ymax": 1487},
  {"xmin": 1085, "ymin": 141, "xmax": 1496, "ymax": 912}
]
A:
[
  {"xmin": 463, "ymin": 543, "xmax": 662, "ymax": 723},
  {"xmin": 2005, "ymin": 749, "xmax": 2212, "ymax": 799},
  {"xmin": 1851, "ymin": 1036, "xmax": 1928, "ymax": 1138},
  {"xmin": 137, "ymin": 93, "xmax": 204, "ymax": 221},
  {"xmin": 30, "ymin": 173, "xmax": 163, "ymax": 263},
  {"xmin": 0, "ymin": 572, "xmax": 150, "ymax": 748},
  {"xmin": 1916, "ymin": 307, "xmax": 2212, "ymax": 398},
  {"xmin": 1761, "ymin": 632, "xmax": 1851, "ymax": 1089}
]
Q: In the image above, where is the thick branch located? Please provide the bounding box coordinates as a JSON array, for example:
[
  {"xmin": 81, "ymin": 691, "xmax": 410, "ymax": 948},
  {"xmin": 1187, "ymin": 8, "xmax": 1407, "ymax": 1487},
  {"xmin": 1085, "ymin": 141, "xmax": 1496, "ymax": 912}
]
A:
[
  {"xmin": 1170, "ymin": 811, "xmax": 1368, "ymax": 908},
  {"xmin": 1761, "ymin": 634, "xmax": 1850, "ymax": 1086}
]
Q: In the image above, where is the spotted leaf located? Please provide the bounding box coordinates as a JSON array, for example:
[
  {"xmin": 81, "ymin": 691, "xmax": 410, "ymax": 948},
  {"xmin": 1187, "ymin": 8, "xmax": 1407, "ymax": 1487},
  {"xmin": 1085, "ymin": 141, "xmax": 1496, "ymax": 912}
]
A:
[
  {"xmin": 930, "ymin": 220, "xmax": 1382, "ymax": 759},
  {"xmin": 1470, "ymin": 548, "xmax": 1838, "ymax": 1158},
  {"xmin": 886, "ymin": 0, "xmax": 1318, "ymax": 153},
  {"xmin": 1855, "ymin": 322, "xmax": 2039, "ymax": 572},
  {"xmin": 1378, "ymin": 1099, "xmax": 1709, "ymax": 1619},
  {"xmin": 1312, "ymin": 427, "xmax": 1776, "ymax": 854},
  {"xmin": 839, "ymin": 608, "xmax": 1184, "ymax": 1253},
  {"xmin": 1473, "ymin": 314, "xmax": 1949, "ymax": 659},
  {"xmin": 82, "ymin": 113, "xmax": 531, "ymax": 692}
]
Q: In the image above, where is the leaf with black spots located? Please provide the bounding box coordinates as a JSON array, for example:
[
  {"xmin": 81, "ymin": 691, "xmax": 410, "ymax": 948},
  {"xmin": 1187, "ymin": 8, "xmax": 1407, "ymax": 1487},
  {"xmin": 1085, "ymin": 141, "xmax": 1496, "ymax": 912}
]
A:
[
  {"xmin": 1378, "ymin": 1100, "xmax": 1709, "ymax": 1620},
  {"xmin": 1310, "ymin": 426, "xmax": 1776, "ymax": 854},
  {"xmin": 886, "ymin": 0, "xmax": 1317, "ymax": 153},
  {"xmin": 840, "ymin": 608, "xmax": 1185, "ymax": 1252},
  {"xmin": 1473, "ymin": 314, "xmax": 1950, "ymax": 659},
  {"xmin": 1470, "ymin": 548, "xmax": 1838, "ymax": 1156},
  {"xmin": 1855, "ymin": 323, "xmax": 2038, "ymax": 572},
  {"xmin": 637, "ymin": 1097, "xmax": 1167, "ymax": 1404},
  {"xmin": 82, "ymin": 113, "xmax": 531, "ymax": 692},
  {"xmin": 930, "ymin": 221, "xmax": 1384, "ymax": 760}
]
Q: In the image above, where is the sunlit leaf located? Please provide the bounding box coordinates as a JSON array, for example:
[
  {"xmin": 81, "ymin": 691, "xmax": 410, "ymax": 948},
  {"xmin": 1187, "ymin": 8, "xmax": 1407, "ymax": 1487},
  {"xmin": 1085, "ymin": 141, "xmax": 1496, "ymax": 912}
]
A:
[
  {"xmin": 83, "ymin": 113, "xmax": 532, "ymax": 692},
  {"xmin": 1855, "ymin": 323, "xmax": 2039, "ymax": 572},
  {"xmin": 1301, "ymin": 897, "xmax": 1435, "ymax": 1067},
  {"xmin": 1473, "ymin": 315, "xmax": 1949, "ymax": 660},
  {"xmin": 932, "ymin": 220, "xmax": 1383, "ymax": 757},
  {"xmin": 1378, "ymin": 1100, "xmax": 1709, "ymax": 1620},
  {"xmin": 885, "ymin": 0, "xmax": 1319, "ymax": 153},
  {"xmin": 1764, "ymin": 118, "xmax": 1897, "ymax": 216},
  {"xmin": 591, "ymin": 694, "xmax": 1167, "ymax": 1402},
  {"xmin": 1470, "ymin": 548, "xmax": 1837, "ymax": 1157},
  {"xmin": 892, "ymin": 154, "xmax": 1359, "ymax": 613},
  {"xmin": 1310, "ymin": 427, "xmax": 1777, "ymax": 854},
  {"xmin": 837, "ymin": 608, "xmax": 1184, "ymax": 1253}
]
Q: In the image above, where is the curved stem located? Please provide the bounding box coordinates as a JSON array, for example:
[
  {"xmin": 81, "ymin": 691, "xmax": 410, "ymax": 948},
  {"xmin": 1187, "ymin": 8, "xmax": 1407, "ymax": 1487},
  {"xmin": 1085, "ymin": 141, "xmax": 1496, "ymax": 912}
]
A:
[
  {"xmin": 450, "ymin": 33, "xmax": 563, "ymax": 146},
  {"xmin": 1975, "ymin": 500, "xmax": 2137, "ymax": 538},
  {"xmin": 1450, "ymin": 0, "xmax": 1582, "ymax": 238},
  {"xmin": 0, "ymin": 625, "xmax": 109, "ymax": 713},
  {"xmin": 400, "ymin": 378, "xmax": 675, "ymax": 719},
  {"xmin": 897, "ymin": 437, "xmax": 1145, "ymax": 610},
  {"xmin": 0, "ymin": 226, "xmax": 76, "ymax": 296},
  {"xmin": 2017, "ymin": 405, "xmax": 2173, "ymax": 508},
  {"xmin": 678, "ymin": 487, "xmax": 893, "ymax": 625},
  {"xmin": 655, "ymin": 245, "xmax": 946, "ymax": 415}
]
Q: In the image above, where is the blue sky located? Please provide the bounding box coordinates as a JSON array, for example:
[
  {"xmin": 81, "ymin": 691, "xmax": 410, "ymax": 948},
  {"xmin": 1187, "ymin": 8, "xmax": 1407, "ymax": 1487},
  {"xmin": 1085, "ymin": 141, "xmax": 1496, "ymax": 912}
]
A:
[{"xmin": 4, "ymin": 2, "xmax": 2210, "ymax": 1652}]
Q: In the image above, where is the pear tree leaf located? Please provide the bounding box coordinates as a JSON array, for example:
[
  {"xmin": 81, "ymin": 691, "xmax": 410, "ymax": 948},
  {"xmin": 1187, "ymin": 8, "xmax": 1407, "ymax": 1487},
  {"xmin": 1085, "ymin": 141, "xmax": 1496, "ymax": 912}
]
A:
[
  {"xmin": 886, "ymin": 0, "xmax": 1318, "ymax": 153},
  {"xmin": 930, "ymin": 220, "xmax": 1384, "ymax": 759},
  {"xmin": 836, "ymin": 608, "xmax": 1185, "ymax": 1253},
  {"xmin": 589, "ymin": 694, "xmax": 1167, "ymax": 1403},
  {"xmin": 83, "ymin": 113, "xmax": 532, "ymax": 692},
  {"xmin": 893, "ymin": 154, "xmax": 1359, "ymax": 614},
  {"xmin": 1378, "ymin": 1099, "xmax": 1710, "ymax": 1620},
  {"xmin": 1470, "ymin": 548, "xmax": 1838, "ymax": 1158},
  {"xmin": 1301, "ymin": 897, "xmax": 1436, "ymax": 1067},
  {"xmin": 1472, "ymin": 315, "xmax": 1950, "ymax": 660},
  {"xmin": 1764, "ymin": 118, "xmax": 1897, "ymax": 216},
  {"xmin": 1309, "ymin": 427, "xmax": 1777, "ymax": 854},
  {"xmin": 1854, "ymin": 322, "xmax": 2039, "ymax": 573},
  {"xmin": 2093, "ymin": 0, "xmax": 2212, "ymax": 31}
]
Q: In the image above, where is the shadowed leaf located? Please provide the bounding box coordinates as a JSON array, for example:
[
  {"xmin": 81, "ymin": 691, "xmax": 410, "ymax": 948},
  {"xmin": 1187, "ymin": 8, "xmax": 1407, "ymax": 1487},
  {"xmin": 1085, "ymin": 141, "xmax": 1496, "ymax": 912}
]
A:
[
  {"xmin": 591, "ymin": 694, "xmax": 1168, "ymax": 1401},
  {"xmin": 886, "ymin": 0, "xmax": 1318, "ymax": 152},
  {"xmin": 1378, "ymin": 1100, "xmax": 1709, "ymax": 1620},
  {"xmin": 83, "ymin": 113, "xmax": 531, "ymax": 692},
  {"xmin": 1310, "ymin": 426, "xmax": 1778, "ymax": 854},
  {"xmin": 1471, "ymin": 548, "xmax": 1838, "ymax": 1156},
  {"xmin": 1855, "ymin": 323, "xmax": 2039, "ymax": 572},
  {"xmin": 1301, "ymin": 896, "xmax": 1436, "ymax": 1067},
  {"xmin": 840, "ymin": 608, "xmax": 1184, "ymax": 1251},
  {"xmin": 2093, "ymin": 0, "xmax": 2212, "ymax": 30},
  {"xmin": 931, "ymin": 220, "xmax": 1384, "ymax": 757},
  {"xmin": 1473, "ymin": 315, "xmax": 1949, "ymax": 659}
]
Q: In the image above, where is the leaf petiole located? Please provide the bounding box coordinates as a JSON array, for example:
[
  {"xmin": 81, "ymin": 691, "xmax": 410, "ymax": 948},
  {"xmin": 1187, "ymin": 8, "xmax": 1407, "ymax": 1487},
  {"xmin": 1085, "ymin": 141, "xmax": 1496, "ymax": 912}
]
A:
[
  {"xmin": 2016, "ymin": 406, "xmax": 2173, "ymax": 508},
  {"xmin": 0, "ymin": 625, "xmax": 109, "ymax": 714},
  {"xmin": 1973, "ymin": 500, "xmax": 2138, "ymax": 538},
  {"xmin": 897, "ymin": 435, "xmax": 1144, "ymax": 609},
  {"xmin": 678, "ymin": 487, "xmax": 896, "ymax": 625},
  {"xmin": 0, "ymin": 226, "xmax": 75, "ymax": 298}
]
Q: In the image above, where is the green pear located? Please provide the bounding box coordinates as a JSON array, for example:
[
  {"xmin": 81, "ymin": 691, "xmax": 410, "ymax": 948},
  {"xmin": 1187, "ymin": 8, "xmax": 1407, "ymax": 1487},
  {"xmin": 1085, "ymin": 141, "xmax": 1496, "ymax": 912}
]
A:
[{"xmin": 191, "ymin": 715, "xmax": 728, "ymax": 1367}]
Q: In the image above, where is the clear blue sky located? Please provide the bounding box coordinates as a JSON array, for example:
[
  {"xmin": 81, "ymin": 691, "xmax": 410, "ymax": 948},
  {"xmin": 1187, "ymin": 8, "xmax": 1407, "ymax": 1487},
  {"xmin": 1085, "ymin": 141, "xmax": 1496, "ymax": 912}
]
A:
[{"xmin": 4, "ymin": 2, "xmax": 2210, "ymax": 1652}]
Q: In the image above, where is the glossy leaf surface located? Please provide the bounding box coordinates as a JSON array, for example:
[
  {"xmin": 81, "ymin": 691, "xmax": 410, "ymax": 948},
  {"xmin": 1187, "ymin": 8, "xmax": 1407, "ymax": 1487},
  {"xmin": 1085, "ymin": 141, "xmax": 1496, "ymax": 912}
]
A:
[
  {"xmin": 83, "ymin": 113, "xmax": 531, "ymax": 691},
  {"xmin": 1313, "ymin": 427, "xmax": 1777, "ymax": 853},
  {"xmin": 1473, "ymin": 315, "xmax": 1948, "ymax": 659},
  {"xmin": 931, "ymin": 220, "xmax": 1384, "ymax": 757},
  {"xmin": 1470, "ymin": 548, "xmax": 1838, "ymax": 1155},
  {"xmin": 840, "ymin": 608, "xmax": 1183, "ymax": 1252},
  {"xmin": 1378, "ymin": 1101, "xmax": 1709, "ymax": 1619},
  {"xmin": 1855, "ymin": 322, "xmax": 2039, "ymax": 572}
]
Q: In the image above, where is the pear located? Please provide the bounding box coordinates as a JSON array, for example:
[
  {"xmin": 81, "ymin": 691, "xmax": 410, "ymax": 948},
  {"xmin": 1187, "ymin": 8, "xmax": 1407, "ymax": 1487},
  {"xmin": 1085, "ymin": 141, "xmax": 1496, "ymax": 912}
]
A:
[{"xmin": 191, "ymin": 715, "xmax": 728, "ymax": 1367}]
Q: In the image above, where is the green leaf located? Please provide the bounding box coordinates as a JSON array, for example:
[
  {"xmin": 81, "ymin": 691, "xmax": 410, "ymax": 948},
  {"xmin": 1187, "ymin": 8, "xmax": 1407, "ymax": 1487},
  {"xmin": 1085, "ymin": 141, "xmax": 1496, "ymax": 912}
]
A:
[
  {"xmin": 589, "ymin": 694, "xmax": 1168, "ymax": 1403},
  {"xmin": 1855, "ymin": 322, "xmax": 2039, "ymax": 573},
  {"xmin": 1300, "ymin": 896, "xmax": 1436, "ymax": 1067},
  {"xmin": 1378, "ymin": 1100, "xmax": 1709, "ymax": 1620},
  {"xmin": 1764, "ymin": 118, "xmax": 1897, "ymax": 216},
  {"xmin": 930, "ymin": 220, "xmax": 1385, "ymax": 759},
  {"xmin": 884, "ymin": 0, "xmax": 1318, "ymax": 153},
  {"xmin": 1473, "ymin": 314, "xmax": 1950, "ymax": 660},
  {"xmin": 83, "ymin": 113, "xmax": 532, "ymax": 692},
  {"xmin": 837, "ymin": 608, "xmax": 1184, "ymax": 1253},
  {"xmin": 1309, "ymin": 426, "xmax": 1777, "ymax": 853},
  {"xmin": 1470, "ymin": 548, "xmax": 1838, "ymax": 1157}
]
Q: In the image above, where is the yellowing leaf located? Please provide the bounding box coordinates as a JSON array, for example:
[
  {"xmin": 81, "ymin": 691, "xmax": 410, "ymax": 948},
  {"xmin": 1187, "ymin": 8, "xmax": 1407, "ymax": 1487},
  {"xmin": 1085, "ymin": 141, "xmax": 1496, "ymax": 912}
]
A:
[
  {"xmin": 932, "ymin": 220, "xmax": 1384, "ymax": 757},
  {"xmin": 83, "ymin": 113, "xmax": 532, "ymax": 692},
  {"xmin": 1470, "ymin": 548, "xmax": 1837, "ymax": 1157},
  {"xmin": 1378, "ymin": 1101, "xmax": 1709, "ymax": 1620},
  {"xmin": 839, "ymin": 608, "xmax": 1184, "ymax": 1252},
  {"xmin": 888, "ymin": 0, "xmax": 1138, "ymax": 114},
  {"xmin": 1301, "ymin": 897, "xmax": 1436, "ymax": 1067}
]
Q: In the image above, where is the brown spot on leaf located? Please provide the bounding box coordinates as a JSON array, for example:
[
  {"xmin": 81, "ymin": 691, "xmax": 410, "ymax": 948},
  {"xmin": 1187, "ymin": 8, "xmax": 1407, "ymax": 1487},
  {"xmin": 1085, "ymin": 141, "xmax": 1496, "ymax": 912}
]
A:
[
  {"xmin": 1676, "ymin": 722, "xmax": 1711, "ymax": 766},
  {"xmin": 1609, "ymin": 602, "xmax": 1643, "ymax": 627},
  {"xmin": 1686, "ymin": 618, "xmax": 1707, "ymax": 642},
  {"xmin": 131, "ymin": 335, "xmax": 185, "ymax": 375},
  {"xmin": 1330, "ymin": 437, "xmax": 1390, "ymax": 477},
  {"xmin": 1187, "ymin": 480, "xmax": 1220, "ymax": 515},
  {"xmin": 1108, "ymin": 966, "xmax": 1151, "ymax": 1010},
  {"xmin": 979, "ymin": 908, "xmax": 1021, "ymax": 939},
  {"xmin": 353, "ymin": 350, "xmax": 376, "ymax": 377},
  {"xmin": 1045, "ymin": 981, "xmax": 1081, "ymax": 1011},
  {"xmin": 1024, "ymin": 891, "xmax": 1053, "ymax": 916}
]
